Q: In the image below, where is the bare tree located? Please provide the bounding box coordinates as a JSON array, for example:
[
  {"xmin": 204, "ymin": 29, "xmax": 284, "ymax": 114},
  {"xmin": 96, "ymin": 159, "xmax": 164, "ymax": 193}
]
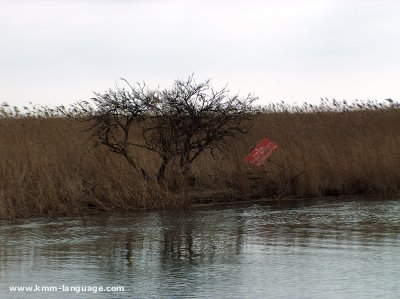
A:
[
  {"xmin": 145, "ymin": 76, "xmax": 256, "ymax": 183},
  {"xmin": 88, "ymin": 76, "xmax": 256, "ymax": 185}
]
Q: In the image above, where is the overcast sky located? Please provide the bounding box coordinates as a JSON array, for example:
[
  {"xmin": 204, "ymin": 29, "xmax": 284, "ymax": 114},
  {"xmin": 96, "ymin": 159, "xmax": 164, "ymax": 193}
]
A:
[{"xmin": 1, "ymin": 0, "xmax": 399, "ymax": 106}]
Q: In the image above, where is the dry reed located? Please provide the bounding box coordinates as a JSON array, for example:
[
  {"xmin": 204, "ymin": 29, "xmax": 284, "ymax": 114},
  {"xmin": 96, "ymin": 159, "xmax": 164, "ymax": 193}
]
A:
[{"xmin": 1, "ymin": 100, "xmax": 399, "ymax": 219}]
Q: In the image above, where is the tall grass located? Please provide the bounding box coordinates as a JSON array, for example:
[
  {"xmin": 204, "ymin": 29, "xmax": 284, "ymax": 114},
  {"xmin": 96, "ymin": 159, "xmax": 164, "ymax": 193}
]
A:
[{"xmin": 1, "ymin": 99, "xmax": 399, "ymax": 219}]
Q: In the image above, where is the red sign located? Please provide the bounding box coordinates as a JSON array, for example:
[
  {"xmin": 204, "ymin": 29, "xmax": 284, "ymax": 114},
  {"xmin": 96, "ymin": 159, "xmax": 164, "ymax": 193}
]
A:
[{"xmin": 245, "ymin": 138, "xmax": 279, "ymax": 166}]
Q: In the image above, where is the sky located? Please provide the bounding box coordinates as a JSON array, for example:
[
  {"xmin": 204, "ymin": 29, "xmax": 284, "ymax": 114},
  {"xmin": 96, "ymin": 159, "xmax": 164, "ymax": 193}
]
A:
[{"xmin": 0, "ymin": 0, "xmax": 400, "ymax": 107}]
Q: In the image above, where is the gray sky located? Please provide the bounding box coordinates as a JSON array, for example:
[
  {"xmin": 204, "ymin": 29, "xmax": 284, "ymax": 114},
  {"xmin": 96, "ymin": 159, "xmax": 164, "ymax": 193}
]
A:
[{"xmin": 1, "ymin": 0, "xmax": 400, "ymax": 106}]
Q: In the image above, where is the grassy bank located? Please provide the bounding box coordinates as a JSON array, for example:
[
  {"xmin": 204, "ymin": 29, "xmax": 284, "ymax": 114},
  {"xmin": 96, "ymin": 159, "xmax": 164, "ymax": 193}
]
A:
[{"xmin": 1, "ymin": 103, "xmax": 399, "ymax": 219}]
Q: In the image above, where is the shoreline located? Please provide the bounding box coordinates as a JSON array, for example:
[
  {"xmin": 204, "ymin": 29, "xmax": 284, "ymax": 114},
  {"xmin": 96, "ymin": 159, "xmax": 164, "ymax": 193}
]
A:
[{"xmin": 2, "ymin": 192, "xmax": 399, "ymax": 222}]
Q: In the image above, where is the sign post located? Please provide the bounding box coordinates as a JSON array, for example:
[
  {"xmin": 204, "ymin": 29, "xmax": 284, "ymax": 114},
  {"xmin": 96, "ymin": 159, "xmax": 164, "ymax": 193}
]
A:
[{"xmin": 245, "ymin": 138, "xmax": 279, "ymax": 167}]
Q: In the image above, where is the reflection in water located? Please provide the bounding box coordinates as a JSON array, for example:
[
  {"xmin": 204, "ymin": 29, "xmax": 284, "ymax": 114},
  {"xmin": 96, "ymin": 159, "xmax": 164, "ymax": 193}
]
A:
[{"xmin": 1, "ymin": 198, "xmax": 400, "ymax": 298}]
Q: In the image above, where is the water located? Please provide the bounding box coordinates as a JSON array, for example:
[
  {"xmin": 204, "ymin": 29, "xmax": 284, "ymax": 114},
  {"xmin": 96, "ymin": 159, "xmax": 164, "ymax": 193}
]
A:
[{"xmin": 1, "ymin": 197, "xmax": 400, "ymax": 298}]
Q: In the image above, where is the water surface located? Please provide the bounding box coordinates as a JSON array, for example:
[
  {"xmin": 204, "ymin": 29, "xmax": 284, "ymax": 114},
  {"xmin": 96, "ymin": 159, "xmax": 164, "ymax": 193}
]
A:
[{"xmin": 1, "ymin": 197, "xmax": 400, "ymax": 298}]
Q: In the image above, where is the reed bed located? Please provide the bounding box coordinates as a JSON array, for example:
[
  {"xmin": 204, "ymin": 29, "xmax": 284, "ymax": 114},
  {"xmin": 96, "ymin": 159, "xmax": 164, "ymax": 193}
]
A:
[{"xmin": 1, "ymin": 100, "xmax": 399, "ymax": 219}]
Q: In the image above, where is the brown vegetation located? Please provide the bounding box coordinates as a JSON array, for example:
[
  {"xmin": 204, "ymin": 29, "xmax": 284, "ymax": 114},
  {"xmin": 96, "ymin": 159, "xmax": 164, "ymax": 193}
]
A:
[{"xmin": 0, "ymin": 100, "xmax": 399, "ymax": 220}]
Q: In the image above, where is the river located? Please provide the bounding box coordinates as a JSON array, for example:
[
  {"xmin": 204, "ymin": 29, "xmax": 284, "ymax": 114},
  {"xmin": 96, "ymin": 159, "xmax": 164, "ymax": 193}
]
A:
[{"xmin": 1, "ymin": 197, "xmax": 399, "ymax": 298}]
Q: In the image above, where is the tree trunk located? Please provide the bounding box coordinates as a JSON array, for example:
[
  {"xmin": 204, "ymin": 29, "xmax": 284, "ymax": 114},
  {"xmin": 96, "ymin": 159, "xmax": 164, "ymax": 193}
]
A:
[
  {"xmin": 182, "ymin": 164, "xmax": 195, "ymax": 187},
  {"xmin": 157, "ymin": 157, "xmax": 169, "ymax": 183},
  {"xmin": 124, "ymin": 153, "xmax": 149, "ymax": 180}
]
